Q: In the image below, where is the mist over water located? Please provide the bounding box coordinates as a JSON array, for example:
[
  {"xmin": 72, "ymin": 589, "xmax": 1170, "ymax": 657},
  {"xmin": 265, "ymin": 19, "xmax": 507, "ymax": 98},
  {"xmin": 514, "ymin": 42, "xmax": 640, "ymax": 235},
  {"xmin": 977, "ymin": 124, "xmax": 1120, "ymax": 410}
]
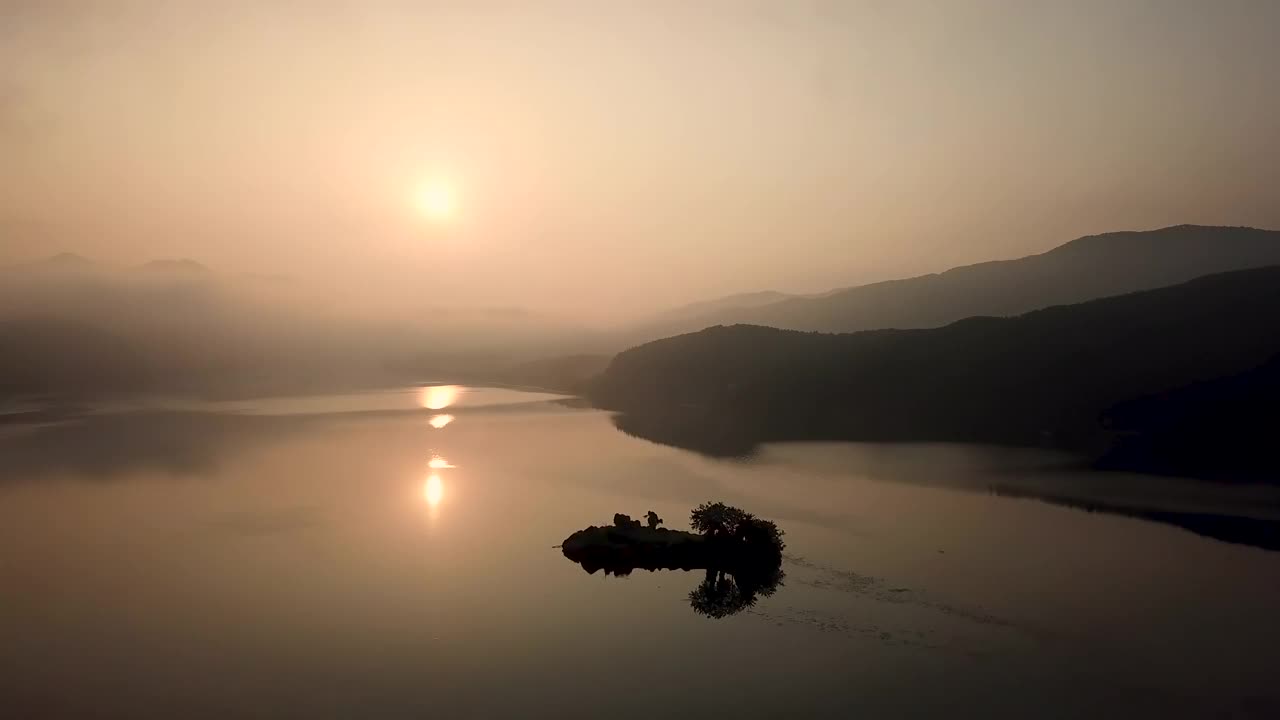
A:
[
  {"xmin": 4, "ymin": 4, "xmax": 1280, "ymax": 718},
  {"xmin": 2, "ymin": 387, "xmax": 1279, "ymax": 718}
]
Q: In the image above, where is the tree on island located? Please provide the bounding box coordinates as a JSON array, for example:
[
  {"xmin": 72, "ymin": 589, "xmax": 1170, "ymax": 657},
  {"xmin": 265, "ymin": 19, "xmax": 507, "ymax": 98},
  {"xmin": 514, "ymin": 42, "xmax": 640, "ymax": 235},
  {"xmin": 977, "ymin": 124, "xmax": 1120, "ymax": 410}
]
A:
[
  {"xmin": 689, "ymin": 501, "xmax": 743, "ymax": 538},
  {"xmin": 689, "ymin": 502, "xmax": 785, "ymax": 553}
]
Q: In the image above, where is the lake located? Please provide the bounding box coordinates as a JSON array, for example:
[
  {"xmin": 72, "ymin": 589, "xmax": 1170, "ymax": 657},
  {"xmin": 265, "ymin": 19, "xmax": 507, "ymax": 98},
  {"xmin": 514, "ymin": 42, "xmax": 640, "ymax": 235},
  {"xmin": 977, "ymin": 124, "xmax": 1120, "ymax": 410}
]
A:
[{"xmin": 2, "ymin": 386, "xmax": 1279, "ymax": 718}]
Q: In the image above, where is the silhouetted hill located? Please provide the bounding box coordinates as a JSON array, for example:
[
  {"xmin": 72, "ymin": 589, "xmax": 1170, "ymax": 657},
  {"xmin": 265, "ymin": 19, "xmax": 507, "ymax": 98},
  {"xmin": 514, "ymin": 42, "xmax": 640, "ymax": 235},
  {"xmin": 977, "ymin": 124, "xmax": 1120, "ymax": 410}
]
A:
[
  {"xmin": 0, "ymin": 253, "xmax": 608, "ymax": 400},
  {"xmin": 0, "ymin": 317, "xmax": 147, "ymax": 396},
  {"xmin": 615, "ymin": 291, "xmax": 800, "ymax": 349},
  {"xmin": 629, "ymin": 226, "xmax": 1280, "ymax": 339},
  {"xmin": 1098, "ymin": 355, "xmax": 1280, "ymax": 482},
  {"xmin": 591, "ymin": 266, "xmax": 1280, "ymax": 480}
]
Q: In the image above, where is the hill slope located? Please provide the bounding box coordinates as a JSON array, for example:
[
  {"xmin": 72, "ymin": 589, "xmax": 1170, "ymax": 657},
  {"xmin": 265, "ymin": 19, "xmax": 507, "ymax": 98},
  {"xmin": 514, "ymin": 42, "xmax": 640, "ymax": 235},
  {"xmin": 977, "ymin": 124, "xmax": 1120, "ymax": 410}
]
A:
[
  {"xmin": 591, "ymin": 265, "xmax": 1280, "ymax": 479},
  {"xmin": 635, "ymin": 225, "xmax": 1280, "ymax": 338}
]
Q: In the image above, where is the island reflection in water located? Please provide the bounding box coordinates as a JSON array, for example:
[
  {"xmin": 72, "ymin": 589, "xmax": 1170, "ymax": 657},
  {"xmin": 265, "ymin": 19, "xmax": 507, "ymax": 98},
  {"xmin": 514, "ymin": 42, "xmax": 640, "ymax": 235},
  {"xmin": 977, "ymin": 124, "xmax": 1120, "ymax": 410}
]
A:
[
  {"xmin": 611, "ymin": 407, "xmax": 1280, "ymax": 553},
  {"xmin": 3, "ymin": 386, "xmax": 1280, "ymax": 718},
  {"xmin": 569, "ymin": 562, "xmax": 786, "ymax": 619},
  {"xmin": 560, "ymin": 506, "xmax": 787, "ymax": 619}
]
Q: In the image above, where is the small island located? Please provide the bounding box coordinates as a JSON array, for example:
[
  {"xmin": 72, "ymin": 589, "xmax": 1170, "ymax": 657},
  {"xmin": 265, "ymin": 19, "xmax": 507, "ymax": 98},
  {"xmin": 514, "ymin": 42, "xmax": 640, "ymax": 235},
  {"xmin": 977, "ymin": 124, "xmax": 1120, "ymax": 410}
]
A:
[{"xmin": 560, "ymin": 502, "xmax": 786, "ymax": 618}]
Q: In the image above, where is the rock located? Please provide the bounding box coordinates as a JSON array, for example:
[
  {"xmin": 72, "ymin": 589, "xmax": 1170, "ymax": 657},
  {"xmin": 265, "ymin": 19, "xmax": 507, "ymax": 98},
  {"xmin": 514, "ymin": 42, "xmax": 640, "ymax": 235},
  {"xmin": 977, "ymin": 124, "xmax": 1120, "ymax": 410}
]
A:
[{"xmin": 560, "ymin": 510, "xmax": 782, "ymax": 577}]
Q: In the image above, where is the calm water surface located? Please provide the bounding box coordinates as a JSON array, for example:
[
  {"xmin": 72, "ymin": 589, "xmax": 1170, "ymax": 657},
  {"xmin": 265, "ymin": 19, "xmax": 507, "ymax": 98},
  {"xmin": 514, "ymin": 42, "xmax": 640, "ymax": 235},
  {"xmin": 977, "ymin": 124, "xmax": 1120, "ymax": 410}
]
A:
[{"xmin": 2, "ymin": 386, "xmax": 1279, "ymax": 718}]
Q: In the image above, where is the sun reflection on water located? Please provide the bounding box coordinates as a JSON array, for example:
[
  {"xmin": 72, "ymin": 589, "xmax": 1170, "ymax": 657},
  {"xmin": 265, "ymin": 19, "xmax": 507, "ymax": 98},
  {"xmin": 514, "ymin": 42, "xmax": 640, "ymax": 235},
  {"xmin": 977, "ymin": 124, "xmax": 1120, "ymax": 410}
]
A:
[
  {"xmin": 424, "ymin": 473, "xmax": 445, "ymax": 507},
  {"xmin": 420, "ymin": 390, "xmax": 460, "ymax": 518},
  {"xmin": 420, "ymin": 385, "xmax": 462, "ymax": 410}
]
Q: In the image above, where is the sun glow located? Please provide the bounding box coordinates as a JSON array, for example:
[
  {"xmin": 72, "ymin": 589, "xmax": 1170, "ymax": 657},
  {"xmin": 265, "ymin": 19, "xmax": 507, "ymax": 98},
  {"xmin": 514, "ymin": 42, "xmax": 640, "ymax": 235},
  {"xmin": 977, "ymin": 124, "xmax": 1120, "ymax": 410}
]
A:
[
  {"xmin": 429, "ymin": 414, "xmax": 455, "ymax": 429},
  {"xmin": 415, "ymin": 180, "xmax": 456, "ymax": 223}
]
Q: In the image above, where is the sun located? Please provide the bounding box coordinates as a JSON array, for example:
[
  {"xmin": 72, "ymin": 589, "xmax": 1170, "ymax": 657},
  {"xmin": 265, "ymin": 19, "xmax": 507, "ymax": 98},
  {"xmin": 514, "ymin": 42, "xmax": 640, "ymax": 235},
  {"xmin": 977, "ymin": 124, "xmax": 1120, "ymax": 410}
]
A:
[{"xmin": 415, "ymin": 180, "xmax": 456, "ymax": 222}]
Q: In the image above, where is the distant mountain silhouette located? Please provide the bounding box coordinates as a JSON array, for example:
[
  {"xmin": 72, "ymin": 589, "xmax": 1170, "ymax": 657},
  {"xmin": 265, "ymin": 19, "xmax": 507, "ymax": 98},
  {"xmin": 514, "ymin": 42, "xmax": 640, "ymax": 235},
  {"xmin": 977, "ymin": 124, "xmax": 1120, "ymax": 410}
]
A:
[
  {"xmin": 496, "ymin": 353, "xmax": 612, "ymax": 393},
  {"xmin": 626, "ymin": 226, "xmax": 1280, "ymax": 340},
  {"xmin": 34, "ymin": 253, "xmax": 96, "ymax": 272},
  {"xmin": 591, "ymin": 266, "xmax": 1280, "ymax": 481},
  {"xmin": 0, "ymin": 253, "xmax": 608, "ymax": 400},
  {"xmin": 648, "ymin": 290, "xmax": 798, "ymax": 325},
  {"xmin": 0, "ymin": 317, "xmax": 146, "ymax": 396},
  {"xmin": 614, "ymin": 291, "xmax": 802, "ymax": 351},
  {"xmin": 0, "ymin": 253, "xmax": 101, "ymax": 277},
  {"xmin": 135, "ymin": 258, "xmax": 212, "ymax": 275}
]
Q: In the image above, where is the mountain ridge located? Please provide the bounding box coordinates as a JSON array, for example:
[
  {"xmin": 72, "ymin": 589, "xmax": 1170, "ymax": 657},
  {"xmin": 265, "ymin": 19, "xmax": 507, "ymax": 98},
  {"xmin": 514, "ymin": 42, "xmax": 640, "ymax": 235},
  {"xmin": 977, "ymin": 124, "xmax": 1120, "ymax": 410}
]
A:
[
  {"xmin": 624, "ymin": 225, "xmax": 1280, "ymax": 341},
  {"xmin": 591, "ymin": 264, "xmax": 1280, "ymax": 480}
]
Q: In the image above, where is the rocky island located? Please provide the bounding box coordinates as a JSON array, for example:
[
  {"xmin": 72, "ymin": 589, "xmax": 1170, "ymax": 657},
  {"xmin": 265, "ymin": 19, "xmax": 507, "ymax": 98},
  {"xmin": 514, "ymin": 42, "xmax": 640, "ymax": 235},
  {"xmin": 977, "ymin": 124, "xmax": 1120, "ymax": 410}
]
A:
[{"xmin": 560, "ymin": 503, "xmax": 787, "ymax": 618}]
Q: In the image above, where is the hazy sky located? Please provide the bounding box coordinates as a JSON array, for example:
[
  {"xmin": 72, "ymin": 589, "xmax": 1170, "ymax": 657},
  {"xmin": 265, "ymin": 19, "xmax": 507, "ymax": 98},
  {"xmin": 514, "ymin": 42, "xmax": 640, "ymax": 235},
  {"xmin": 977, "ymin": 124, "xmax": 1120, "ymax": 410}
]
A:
[{"xmin": 3, "ymin": 1, "xmax": 1278, "ymax": 319}]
